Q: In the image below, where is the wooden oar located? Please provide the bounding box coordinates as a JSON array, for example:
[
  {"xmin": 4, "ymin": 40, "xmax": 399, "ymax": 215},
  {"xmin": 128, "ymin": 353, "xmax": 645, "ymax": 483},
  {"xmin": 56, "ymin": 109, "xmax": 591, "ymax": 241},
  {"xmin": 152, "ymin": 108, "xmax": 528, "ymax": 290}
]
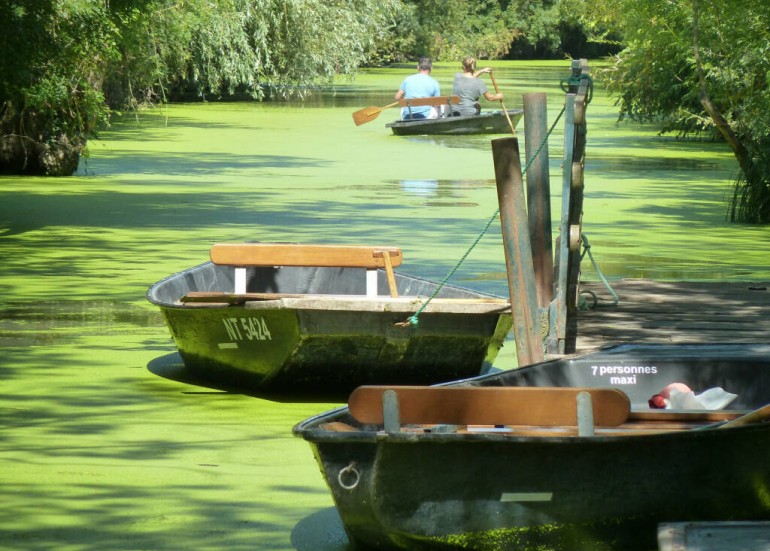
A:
[
  {"xmin": 352, "ymin": 96, "xmax": 461, "ymax": 126},
  {"xmin": 352, "ymin": 101, "xmax": 401, "ymax": 126},
  {"xmin": 717, "ymin": 402, "xmax": 770, "ymax": 429},
  {"xmin": 489, "ymin": 72, "xmax": 516, "ymax": 135}
]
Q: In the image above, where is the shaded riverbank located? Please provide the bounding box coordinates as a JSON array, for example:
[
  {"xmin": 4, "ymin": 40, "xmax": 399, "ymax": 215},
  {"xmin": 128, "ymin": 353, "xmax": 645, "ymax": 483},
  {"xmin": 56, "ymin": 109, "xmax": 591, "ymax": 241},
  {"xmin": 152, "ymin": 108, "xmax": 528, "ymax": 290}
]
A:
[{"xmin": 2, "ymin": 60, "xmax": 769, "ymax": 550}]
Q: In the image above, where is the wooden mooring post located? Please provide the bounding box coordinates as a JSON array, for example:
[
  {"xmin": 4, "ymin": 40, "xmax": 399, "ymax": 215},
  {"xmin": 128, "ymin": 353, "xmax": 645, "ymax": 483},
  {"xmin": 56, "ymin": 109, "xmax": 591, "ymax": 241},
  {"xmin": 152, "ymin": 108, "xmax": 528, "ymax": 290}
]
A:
[
  {"xmin": 493, "ymin": 136, "xmax": 545, "ymax": 366},
  {"xmin": 523, "ymin": 92, "xmax": 554, "ymax": 309},
  {"xmin": 495, "ymin": 58, "xmax": 591, "ymax": 364},
  {"xmin": 550, "ymin": 58, "xmax": 591, "ymax": 355}
]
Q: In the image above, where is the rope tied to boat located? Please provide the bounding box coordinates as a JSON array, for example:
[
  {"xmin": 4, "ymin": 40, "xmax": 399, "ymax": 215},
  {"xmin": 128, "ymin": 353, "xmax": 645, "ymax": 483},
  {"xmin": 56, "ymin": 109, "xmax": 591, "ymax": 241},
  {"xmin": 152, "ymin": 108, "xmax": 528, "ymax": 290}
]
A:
[{"xmin": 400, "ymin": 104, "xmax": 566, "ymax": 328}]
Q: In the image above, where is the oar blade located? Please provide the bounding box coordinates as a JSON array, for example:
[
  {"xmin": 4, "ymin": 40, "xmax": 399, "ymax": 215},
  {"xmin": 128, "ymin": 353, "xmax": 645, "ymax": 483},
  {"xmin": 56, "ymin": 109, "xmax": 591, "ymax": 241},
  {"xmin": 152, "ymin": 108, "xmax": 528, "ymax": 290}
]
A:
[{"xmin": 352, "ymin": 107, "xmax": 382, "ymax": 126}]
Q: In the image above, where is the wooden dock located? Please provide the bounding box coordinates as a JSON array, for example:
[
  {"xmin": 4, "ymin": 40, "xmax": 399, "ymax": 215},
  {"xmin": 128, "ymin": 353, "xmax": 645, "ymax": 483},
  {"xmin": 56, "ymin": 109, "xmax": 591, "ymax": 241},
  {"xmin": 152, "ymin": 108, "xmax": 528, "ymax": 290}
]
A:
[
  {"xmin": 573, "ymin": 279, "xmax": 770, "ymax": 551},
  {"xmin": 574, "ymin": 279, "xmax": 770, "ymax": 351}
]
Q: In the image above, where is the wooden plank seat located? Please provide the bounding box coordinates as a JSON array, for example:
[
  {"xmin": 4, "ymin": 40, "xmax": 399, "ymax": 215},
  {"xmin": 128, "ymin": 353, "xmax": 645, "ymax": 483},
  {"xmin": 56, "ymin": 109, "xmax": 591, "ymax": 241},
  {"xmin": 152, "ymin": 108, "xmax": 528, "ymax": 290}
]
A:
[
  {"xmin": 398, "ymin": 95, "xmax": 461, "ymax": 120},
  {"xmin": 348, "ymin": 385, "xmax": 632, "ymax": 436},
  {"xmin": 332, "ymin": 386, "xmax": 761, "ymax": 437},
  {"xmin": 207, "ymin": 243, "xmax": 403, "ymax": 297},
  {"xmin": 397, "ymin": 95, "xmax": 460, "ymax": 109}
]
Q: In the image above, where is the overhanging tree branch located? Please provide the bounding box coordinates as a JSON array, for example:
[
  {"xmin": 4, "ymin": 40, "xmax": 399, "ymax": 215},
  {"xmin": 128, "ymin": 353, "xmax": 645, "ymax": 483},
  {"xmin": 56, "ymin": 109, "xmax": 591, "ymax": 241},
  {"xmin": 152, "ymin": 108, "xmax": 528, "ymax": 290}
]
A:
[{"xmin": 692, "ymin": 0, "xmax": 752, "ymax": 176}]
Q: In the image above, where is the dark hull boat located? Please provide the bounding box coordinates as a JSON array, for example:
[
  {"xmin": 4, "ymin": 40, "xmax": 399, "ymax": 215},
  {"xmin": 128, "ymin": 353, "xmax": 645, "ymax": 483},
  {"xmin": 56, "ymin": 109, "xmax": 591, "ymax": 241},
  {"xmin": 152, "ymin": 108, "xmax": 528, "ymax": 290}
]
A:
[
  {"xmin": 146, "ymin": 243, "xmax": 512, "ymax": 392},
  {"xmin": 386, "ymin": 109, "xmax": 523, "ymax": 136},
  {"xmin": 294, "ymin": 343, "xmax": 770, "ymax": 549}
]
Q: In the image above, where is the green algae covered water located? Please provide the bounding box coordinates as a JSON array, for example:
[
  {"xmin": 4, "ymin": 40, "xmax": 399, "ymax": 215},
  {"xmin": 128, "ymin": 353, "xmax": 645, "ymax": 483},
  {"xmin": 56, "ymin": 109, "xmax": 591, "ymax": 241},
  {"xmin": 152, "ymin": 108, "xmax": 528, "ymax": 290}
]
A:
[{"xmin": 1, "ymin": 61, "xmax": 769, "ymax": 550}]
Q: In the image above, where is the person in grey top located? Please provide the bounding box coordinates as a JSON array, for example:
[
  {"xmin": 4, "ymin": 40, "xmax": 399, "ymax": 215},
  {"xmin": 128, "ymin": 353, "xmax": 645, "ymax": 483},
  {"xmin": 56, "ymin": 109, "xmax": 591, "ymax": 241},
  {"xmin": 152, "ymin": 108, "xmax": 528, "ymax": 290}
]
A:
[{"xmin": 452, "ymin": 56, "xmax": 503, "ymax": 116}]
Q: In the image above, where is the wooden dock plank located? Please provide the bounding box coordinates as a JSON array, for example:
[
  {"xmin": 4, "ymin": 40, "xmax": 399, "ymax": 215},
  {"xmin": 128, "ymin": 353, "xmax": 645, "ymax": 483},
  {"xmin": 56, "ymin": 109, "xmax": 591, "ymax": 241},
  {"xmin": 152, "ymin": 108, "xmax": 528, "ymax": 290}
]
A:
[{"xmin": 575, "ymin": 279, "xmax": 770, "ymax": 351}]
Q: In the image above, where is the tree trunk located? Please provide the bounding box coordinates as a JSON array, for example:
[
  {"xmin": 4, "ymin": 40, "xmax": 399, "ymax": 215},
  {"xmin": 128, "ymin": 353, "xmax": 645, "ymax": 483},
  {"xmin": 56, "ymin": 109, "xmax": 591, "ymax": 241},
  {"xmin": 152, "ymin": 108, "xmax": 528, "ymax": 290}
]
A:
[
  {"xmin": 692, "ymin": 0, "xmax": 752, "ymax": 176},
  {"xmin": 0, "ymin": 108, "xmax": 83, "ymax": 176}
]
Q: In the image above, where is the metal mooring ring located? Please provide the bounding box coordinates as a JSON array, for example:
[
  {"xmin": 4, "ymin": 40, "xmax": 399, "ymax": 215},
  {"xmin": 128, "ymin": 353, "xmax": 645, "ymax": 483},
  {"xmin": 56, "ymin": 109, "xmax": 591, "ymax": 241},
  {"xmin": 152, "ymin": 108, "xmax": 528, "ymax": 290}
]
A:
[{"xmin": 337, "ymin": 462, "xmax": 360, "ymax": 490}]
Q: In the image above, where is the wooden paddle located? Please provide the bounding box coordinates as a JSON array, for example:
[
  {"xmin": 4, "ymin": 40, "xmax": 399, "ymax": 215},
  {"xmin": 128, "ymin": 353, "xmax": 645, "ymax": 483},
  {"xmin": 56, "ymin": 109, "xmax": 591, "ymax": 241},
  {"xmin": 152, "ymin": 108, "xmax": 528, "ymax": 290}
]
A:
[
  {"xmin": 352, "ymin": 96, "xmax": 461, "ymax": 126},
  {"xmin": 489, "ymin": 71, "xmax": 516, "ymax": 135},
  {"xmin": 352, "ymin": 101, "xmax": 401, "ymax": 126},
  {"xmin": 717, "ymin": 402, "xmax": 770, "ymax": 429}
]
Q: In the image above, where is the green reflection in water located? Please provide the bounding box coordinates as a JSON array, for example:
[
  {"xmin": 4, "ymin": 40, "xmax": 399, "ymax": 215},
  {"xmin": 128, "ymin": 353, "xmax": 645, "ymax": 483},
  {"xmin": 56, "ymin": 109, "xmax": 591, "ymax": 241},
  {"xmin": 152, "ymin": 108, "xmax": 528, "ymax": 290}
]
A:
[{"xmin": 1, "ymin": 60, "xmax": 768, "ymax": 551}]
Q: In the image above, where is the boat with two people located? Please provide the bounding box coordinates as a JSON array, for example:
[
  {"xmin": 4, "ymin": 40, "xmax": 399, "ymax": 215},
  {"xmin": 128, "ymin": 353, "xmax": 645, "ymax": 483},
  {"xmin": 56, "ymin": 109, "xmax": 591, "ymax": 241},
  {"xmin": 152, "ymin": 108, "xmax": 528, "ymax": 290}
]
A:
[{"xmin": 351, "ymin": 95, "xmax": 523, "ymax": 136}]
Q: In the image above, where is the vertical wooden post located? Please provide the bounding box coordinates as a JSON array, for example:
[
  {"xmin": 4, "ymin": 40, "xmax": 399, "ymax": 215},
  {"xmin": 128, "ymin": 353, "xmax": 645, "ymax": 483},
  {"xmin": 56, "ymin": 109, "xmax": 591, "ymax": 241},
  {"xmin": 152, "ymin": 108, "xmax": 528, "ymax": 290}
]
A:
[
  {"xmin": 550, "ymin": 58, "xmax": 591, "ymax": 355},
  {"xmin": 553, "ymin": 94, "xmax": 576, "ymax": 355},
  {"xmin": 493, "ymin": 137, "xmax": 545, "ymax": 366},
  {"xmin": 523, "ymin": 92, "xmax": 553, "ymax": 308}
]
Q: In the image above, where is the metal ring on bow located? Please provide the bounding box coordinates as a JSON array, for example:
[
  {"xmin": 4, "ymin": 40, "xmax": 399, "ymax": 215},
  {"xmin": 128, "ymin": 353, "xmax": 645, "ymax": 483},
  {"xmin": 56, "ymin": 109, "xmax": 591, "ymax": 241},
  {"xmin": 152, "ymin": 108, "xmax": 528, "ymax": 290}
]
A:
[{"xmin": 337, "ymin": 462, "xmax": 360, "ymax": 490}]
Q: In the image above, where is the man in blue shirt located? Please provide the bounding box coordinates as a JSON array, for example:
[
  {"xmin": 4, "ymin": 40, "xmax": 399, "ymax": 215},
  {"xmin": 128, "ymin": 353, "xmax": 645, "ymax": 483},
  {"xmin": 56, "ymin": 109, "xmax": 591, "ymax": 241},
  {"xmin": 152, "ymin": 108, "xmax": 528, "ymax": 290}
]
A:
[{"xmin": 394, "ymin": 57, "xmax": 441, "ymax": 120}]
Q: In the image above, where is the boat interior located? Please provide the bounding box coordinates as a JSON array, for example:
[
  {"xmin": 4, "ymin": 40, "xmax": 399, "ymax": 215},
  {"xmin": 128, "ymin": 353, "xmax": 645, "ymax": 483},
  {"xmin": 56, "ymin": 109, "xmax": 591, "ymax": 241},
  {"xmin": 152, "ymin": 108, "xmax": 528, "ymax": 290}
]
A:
[
  {"xmin": 148, "ymin": 242, "xmax": 509, "ymax": 308},
  {"xmin": 319, "ymin": 384, "xmax": 763, "ymax": 438}
]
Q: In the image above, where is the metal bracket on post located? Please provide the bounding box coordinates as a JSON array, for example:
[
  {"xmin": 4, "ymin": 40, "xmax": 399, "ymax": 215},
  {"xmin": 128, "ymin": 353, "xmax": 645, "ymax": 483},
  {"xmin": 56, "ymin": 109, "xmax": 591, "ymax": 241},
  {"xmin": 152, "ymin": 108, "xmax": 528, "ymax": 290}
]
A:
[
  {"xmin": 576, "ymin": 391, "xmax": 594, "ymax": 436},
  {"xmin": 382, "ymin": 390, "xmax": 401, "ymax": 433}
]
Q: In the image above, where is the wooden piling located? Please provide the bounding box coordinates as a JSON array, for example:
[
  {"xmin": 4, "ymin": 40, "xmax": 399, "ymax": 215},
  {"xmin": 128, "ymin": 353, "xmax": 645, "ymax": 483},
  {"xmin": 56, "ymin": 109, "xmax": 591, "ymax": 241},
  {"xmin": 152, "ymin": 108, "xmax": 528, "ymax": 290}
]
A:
[
  {"xmin": 523, "ymin": 92, "xmax": 554, "ymax": 308},
  {"xmin": 492, "ymin": 137, "xmax": 545, "ymax": 366}
]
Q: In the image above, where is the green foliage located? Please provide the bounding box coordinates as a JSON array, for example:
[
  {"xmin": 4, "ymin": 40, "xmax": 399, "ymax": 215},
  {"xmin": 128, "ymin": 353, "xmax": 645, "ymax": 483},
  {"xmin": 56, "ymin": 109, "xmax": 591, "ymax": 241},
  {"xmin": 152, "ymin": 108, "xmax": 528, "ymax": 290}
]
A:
[
  {"xmin": 104, "ymin": 0, "xmax": 406, "ymax": 103},
  {"xmin": 400, "ymin": 0, "xmax": 517, "ymax": 61},
  {"xmin": 576, "ymin": 0, "xmax": 770, "ymax": 223},
  {"xmin": 391, "ymin": 0, "xmax": 617, "ymax": 62},
  {"xmin": 1, "ymin": 0, "xmax": 406, "ymax": 174},
  {"xmin": 504, "ymin": 0, "xmax": 563, "ymax": 57},
  {"xmin": 1, "ymin": 0, "xmax": 116, "ymax": 141}
]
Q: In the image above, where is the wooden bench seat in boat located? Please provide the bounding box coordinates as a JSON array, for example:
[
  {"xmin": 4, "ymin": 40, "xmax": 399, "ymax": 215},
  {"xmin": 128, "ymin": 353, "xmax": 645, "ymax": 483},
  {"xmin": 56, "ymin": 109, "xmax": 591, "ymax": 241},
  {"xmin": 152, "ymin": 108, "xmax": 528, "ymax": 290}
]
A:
[
  {"xmin": 340, "ymin": 386, "xmax": 760, "ymax": 437},
  {"xmin": 206, "ymin": 242, "xmax": 403, "ymax": 297},
  {"xmin": 347, "ymin": 385, "xmax": 632, "ymax": 436},
  {"xmin": 397, "ymin": 95, "xmax": 460, "ymax": 109}
]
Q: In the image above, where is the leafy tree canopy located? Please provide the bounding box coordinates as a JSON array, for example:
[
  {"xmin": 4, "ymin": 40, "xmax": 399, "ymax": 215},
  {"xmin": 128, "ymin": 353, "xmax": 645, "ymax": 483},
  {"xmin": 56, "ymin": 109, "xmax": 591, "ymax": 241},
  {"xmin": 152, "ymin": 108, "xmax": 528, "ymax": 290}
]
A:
[
  {"xmin": 0, "ymin": 0, "xmax": 405, "ymax": 174},
  {"xmin": 388, "ymin": 0, "xmax": 617, "ymax": 63},
  {"xmin": 576, "ymin": 0, "xmax": 770, "ymax": 223}
]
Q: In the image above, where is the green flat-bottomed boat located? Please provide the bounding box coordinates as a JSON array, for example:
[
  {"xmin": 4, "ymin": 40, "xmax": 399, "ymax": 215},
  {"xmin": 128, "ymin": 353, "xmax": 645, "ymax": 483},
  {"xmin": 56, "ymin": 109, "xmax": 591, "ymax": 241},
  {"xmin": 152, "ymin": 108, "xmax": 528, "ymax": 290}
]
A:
[
  {"xmin": 294, "ymin": 343, "xmax": 770, "ymax": 549},
  {"xmin": 146, "ymin": 242, "xmax": 513, "ymax": 392},
  {"xmin": 386, "ymin": 109, "xmax": 523, "ymax": 136}
]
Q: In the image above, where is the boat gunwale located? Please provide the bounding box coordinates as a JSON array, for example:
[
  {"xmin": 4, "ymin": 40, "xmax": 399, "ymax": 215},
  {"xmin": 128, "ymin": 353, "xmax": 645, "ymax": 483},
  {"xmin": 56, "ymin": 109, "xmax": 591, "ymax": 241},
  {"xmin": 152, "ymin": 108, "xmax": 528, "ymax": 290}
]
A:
[
  {"xmin": 147, "ymin": 260, "xmax": 509, "ymax": 308},
  {"xmin": 386, "ymin": 108, "xmax": 524, "ymax": 128},
  {"xmin": 294, "ymin": 410, "xmax": 769, "ymax": 445}
]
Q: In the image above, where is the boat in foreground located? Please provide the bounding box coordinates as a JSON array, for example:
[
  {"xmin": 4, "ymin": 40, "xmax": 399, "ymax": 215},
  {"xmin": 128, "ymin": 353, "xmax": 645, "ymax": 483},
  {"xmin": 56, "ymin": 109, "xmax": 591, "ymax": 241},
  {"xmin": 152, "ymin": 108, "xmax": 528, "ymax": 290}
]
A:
[
  {"xmin": 294, "ymin": 343, "xmax": 770, "ymax": 549},
  {"xmin": 386, "ymin": 109, "xmax": 524, "ymax": 136},
  {"xmin": 146, "ymin": 242, "xmax": 512, "ymax": 392}
]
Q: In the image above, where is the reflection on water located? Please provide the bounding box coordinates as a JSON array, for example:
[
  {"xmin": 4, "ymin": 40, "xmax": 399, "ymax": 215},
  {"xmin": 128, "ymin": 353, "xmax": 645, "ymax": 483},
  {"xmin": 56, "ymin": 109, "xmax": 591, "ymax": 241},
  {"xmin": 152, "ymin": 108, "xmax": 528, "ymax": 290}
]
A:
[
  {"xmin": 397, "ymin": 134, "xmax": 502, "ymax": 151},
  {"xmin": 0, "ymin": 301, "xmax": 162, "ymax": 346},
  {"xmin": 400, "ymin": 179, "xmax": 438, "ymax": 196}
]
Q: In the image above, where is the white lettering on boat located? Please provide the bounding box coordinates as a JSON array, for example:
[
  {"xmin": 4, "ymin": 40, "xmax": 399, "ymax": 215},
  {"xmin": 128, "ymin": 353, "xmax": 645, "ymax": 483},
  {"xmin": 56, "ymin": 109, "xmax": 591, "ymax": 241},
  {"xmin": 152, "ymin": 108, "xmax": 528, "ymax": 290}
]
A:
[
  {"xmin": 591, "ymin": 365, "xmax": 658, "ymax": 376},
  {"xmin": 221, "ymin": 317, "xmax": 272, "ymax": 342},
  {"xmin": 610, "ymin": 374, "xmax": 636, "ymax": 385},
  {"xmin": 589, "ymin": 364, "xmax": 658, "ymax": 385}
]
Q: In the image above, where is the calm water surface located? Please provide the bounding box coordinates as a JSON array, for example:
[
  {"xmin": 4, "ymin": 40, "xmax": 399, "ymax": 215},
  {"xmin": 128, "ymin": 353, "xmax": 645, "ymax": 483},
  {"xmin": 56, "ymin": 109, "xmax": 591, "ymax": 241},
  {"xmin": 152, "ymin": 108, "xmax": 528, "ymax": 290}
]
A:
[{"xmin": 1, "ymin": 61, "xmax": 769, "ymax": 550}]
